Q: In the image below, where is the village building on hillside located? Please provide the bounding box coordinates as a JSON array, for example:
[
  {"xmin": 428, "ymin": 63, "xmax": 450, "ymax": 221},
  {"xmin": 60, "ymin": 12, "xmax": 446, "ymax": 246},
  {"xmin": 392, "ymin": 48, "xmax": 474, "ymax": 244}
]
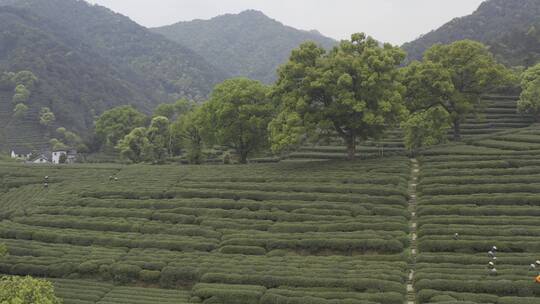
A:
[
  {"xmin": 10, "ymin": 147, "xmax": 33, "ymax": 160},
  {"xmin": 8, "ymin": 148, "xmax": 78, "ymax": 165},
  {"xmin": 52, "ymin": 149, "xmax": 78, "ymax": 164},
  {"xmin": 30, "ymin": 153, "xmax": 51, "ymax": 164}
]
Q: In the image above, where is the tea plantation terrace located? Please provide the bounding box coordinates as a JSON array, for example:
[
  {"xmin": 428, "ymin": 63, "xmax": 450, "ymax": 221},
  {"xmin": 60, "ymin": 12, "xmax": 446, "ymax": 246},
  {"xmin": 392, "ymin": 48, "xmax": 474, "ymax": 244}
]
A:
[{"xmin": 0, "ymin": 158, "xmax": 413, "ymax": 304}]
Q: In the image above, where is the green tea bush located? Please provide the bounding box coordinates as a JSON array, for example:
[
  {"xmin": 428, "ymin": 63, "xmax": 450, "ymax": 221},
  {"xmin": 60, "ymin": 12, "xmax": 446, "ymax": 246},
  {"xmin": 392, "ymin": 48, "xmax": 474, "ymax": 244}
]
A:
[
  {"xmin": 219, "ymin": 245, "xmax": 266, "ymax": 255},
  {"xmin": 111, "ymin": 263, "xmax": 142, "ymax": 283}
]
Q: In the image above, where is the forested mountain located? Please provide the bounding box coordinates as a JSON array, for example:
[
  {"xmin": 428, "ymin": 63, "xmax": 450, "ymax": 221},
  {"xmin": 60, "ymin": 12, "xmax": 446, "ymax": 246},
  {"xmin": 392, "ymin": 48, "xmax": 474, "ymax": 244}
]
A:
[
  {"xmin": 403, "ymin": 0, "xmax": 540, "ymax": 67},
  {"xmin": 152, "ymin": 10, "xmax": 337, "ymax": 84},
  {"xmin": 0, "ymin": 0, "xmax": 227, "ymax": 151}
]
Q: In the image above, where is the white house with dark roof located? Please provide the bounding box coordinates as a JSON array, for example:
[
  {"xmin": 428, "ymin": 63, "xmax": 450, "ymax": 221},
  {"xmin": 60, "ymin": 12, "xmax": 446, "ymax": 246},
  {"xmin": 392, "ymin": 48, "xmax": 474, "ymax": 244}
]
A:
[
  {"xmin": 52, "ymin": 149, "xmax": 77, "ymax": 164},
  {"xmin": 10, "ymin": 147, "xmax": 32, "ymax": 160},
  {"xmin": 30, "ymin": 154, "xmax": 51, "ymax": 164}
]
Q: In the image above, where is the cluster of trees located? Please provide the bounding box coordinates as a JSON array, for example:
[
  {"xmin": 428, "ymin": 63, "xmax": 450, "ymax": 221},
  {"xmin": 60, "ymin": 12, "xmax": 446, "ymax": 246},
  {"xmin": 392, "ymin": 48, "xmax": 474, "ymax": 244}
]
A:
[
  {"xmin": 518, "ymin": 63, "xmax": 540, "ymax": 120},
  {"xmin": 95, "ymin": 101, "xmax": 197, "ymax": 164},
  {"xmin": 50, "ymin": 127, "xmax": 87, "ymax": 152},
  {"xmin": 95, "ymin": 34, "xmax": 519, "ymax": 162},
  {"xmin": 0, "ymin": 71, "xmax": 38, "ymax": 119},
  {"xmin": 95, "ymin": 81, "xmax": 272, "ymax": 164},
  {"xmin": 270, "ymin": 36, "xmax": 511, "ymax": 156}
]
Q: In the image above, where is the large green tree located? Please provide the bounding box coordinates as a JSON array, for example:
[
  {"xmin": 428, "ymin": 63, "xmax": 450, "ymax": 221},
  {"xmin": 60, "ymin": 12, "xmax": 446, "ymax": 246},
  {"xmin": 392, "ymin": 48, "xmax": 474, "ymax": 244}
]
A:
[
  {"xmin": 270, "ymin": 33, "xmax": 407, "ymax": 160},
  {"xmin": 95, "ymin": 106, "xmax": 147, "ymax": 149},
  {"xmin": 200, "ymin": 78, "xmax": 273, "ymax": 164},
  {"xmin": 171, "ymin": 109, "xmax": 205, "ymax": 164},
  {"xmin": 409, "ymin": 40, "xmax": 509, "ymax": 140},
  {"xmin": 517, "ymin": 63, "xmax": 540, "ymax": 120},
  {"xmin": 116, "ymin": 127, "xmax": 152, "ymax": 163},
  {"xmin": 147, "ymin": 116, "xmax": 171, "ymax": 163}
]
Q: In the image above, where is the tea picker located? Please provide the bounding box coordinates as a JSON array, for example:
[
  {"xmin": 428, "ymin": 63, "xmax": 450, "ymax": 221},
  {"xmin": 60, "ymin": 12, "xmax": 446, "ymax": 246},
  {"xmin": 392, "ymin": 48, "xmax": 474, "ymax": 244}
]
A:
[{"xmin": 453, "ymin": 233, "xmax": 459, "ymax": 240}]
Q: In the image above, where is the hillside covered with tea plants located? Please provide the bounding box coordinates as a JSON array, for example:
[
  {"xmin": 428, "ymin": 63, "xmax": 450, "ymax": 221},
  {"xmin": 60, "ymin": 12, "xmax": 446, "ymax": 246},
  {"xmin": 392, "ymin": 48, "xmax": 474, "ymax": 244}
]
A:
[
  {"xmin": 2, "ymin": 123, "xmax": 540, "ymax": 303},
  {"xmin": 0, "ymin": 157, "xmax": 413, "ymax": 304}
]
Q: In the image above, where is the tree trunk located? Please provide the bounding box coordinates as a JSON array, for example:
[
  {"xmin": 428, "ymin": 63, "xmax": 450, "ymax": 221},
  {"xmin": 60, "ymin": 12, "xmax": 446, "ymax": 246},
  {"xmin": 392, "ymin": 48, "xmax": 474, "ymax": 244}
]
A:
[
  {"xmin": 239, "ymin": 150, "xmax": 248, "ymax": 164},
  {"xmin": 346, "ymin": 135, "xmax": 356, "ymax": 161},
  {"xmin": 453, "ymin": 118, "xmax": 461, "ymax": 141}
]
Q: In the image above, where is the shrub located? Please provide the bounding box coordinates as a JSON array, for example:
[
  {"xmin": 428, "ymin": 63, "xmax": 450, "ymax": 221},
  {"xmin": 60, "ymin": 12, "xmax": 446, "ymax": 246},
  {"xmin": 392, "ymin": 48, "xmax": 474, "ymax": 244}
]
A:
[
  {"xmin": 111, "ymin": 263, "xmax": 142, "ymax": 283},
  {"xmin": 139, "ymin": 269, "xmax": 161, "ymax": 283},
  {"xmin": 219, "ymin": 245, "xmax": 266, "ymax": 255}
]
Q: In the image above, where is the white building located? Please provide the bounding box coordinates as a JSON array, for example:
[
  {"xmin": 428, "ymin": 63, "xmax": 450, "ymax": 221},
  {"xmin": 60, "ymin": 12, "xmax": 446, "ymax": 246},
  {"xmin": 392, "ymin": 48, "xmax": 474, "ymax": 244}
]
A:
[
  {"xmin": 30, "ymin": 154, "xmax": 51, "ymax": 164},
  {"xmin": 10, "ymin": 148, "xmax": 32, "ymax": 160},
  {"xmin": 52, "ymin": 150, "xmax": 67, "ymax": 164},
  {"xmin": 52, "ymin": 149, "xmax": 77, "ymax": 164}
]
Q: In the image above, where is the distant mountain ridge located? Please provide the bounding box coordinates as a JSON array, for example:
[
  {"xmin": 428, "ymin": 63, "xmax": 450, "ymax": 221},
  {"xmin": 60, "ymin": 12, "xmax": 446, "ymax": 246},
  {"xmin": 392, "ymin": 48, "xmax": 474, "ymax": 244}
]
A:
[
  {"xmin": 152, "ymin": 10, "xmax": 337, "ymax": 83},
  {"xmin": 403, "ymin": 0, "xmax": 540, "ymax": 67},
  {"xmin": 0, "ymin": 0, "xmax": 228, "ymax": 151}
]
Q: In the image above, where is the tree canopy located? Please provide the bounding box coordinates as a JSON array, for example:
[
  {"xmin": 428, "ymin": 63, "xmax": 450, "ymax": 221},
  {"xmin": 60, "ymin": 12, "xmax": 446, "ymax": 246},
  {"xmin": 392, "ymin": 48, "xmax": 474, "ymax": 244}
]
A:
[
  {"xmin": 146, "ymin": 116, "xmax": 171, "ymax": 163},
  {"xmin": 0, "ymin": 276, "xmax": 62, "ymax": 304},
  {"xmin": 12, "ymin": 85, "xmax": 30, "ymax": 105},
  {"xmin": 116, "ymin": 127, "xmax": 153, "ymax": 163},
  {"xmin": 200, "ymin": 78, "xmax": 273, "ymax": 163},
  {"xmin": 518, "ymin": 63, "xmax": 540, "ymax": 120},
  {"xmin": 170, "ymin": 108, "xmax": 205, "ymax": 164},
  {"xmin": 270, "ymin": 33, "xmax": 407, "ymax": 160},
  {"xmin": 403, "ymin": 40, "xmax": 509, "ymax": 141},
  {"xmin": 39, "ymin": 107, "xmax": 56, "ymax": 127},
  {"xmin": 12, "ymin": 103, "xmax": 28, "ymax": 119},
  {"xmin": 95, "ymin": 106, "xmax": 147, "ymax": 150}
]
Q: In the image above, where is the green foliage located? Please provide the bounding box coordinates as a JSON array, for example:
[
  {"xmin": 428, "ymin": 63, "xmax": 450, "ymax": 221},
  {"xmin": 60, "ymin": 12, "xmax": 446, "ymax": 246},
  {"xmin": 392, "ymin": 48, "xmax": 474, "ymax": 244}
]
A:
[
  {"xmin": 95, "ymin": 106, "xmax": 147, "ymax": 149},
  {"xmin": 170, "ymin": 109, "xmax": 205, "ymax": 164},
  {"xmin": 153, "ymin": 103, "xmax": 176, "ymax": 120},
  {"xmin": 53, "ymin": 128, "xmax": 86, "ymax": 151},
  {"xmin": 403, "ymin": 0, "xmax": 540, "ymax": 67},
  {"xmin": 49, "ymin": 139, "xmax": 68, "ymax": 152},
  {"xmin": 0, "ymin": 0, "xmax": 226, "ymax": 151},
  {"xmin": 402, "ymin": 107, "xmax": 450, "ymax": 152},
  {"xmin": 11, "ymin": 71, "xmax": 38, "ymax": 91},
  {"xmin": 12, "ymin": 103, "xmax": 28, "ymax": 119},
  {"xmin": 0, "ymin": 276, "xmax": 62, "ymax": 304},
  {"xmin": 152, "ymin": 10, "xmax": 336, "ymax": 84},
  {"xmin": 38, "ymin": 107, "xmax": 55, "ymax": 127},
  {"xmin": 200, "ymin": 78, "xmax": 273, "ymax": 163},
  {"xmin": 146, "ymin": 116, "xmax": 171, "ymax": 163},
  {"xmin": 12, "ymin": 84, "xmax": 30, "ymax": 104},
  {"xmin": 405, "ymin": 40, "xmax": 509, "ymax": 140},
  {"xmin": 116, "ymin": 127, "xmax": 152, "ymax": 163},
  {"xmin": 271, "ymin": 33, "xmax": 407, "ymax": 159},
  {"xmin": 518, "ymin": 63, "xmax": 540, "ymax": 119},
  {"xmin": 153, "ymin": 99, "xmax": 195, "ymax": 120}
]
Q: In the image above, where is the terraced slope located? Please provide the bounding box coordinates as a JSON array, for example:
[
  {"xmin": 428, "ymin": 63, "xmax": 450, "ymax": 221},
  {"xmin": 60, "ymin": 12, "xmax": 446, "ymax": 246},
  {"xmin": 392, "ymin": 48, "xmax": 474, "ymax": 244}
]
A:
[
  {"xmin": 461, "ymin": 96, "xmax": 535, "ymax": 138},
  {"xmin": 52, "ymin": 279, "xmax": 190, "ymax": 304},
  {"xmin": 415, "ymin": 125, "xmax": 540, "ymax": 303},
  {"xmin": 289, "ymin": 96, "xmax": 532, "ymax": 161},
  {"xmin": 0, "ymin": 158, "xmax": 411, "ymax": 304}
]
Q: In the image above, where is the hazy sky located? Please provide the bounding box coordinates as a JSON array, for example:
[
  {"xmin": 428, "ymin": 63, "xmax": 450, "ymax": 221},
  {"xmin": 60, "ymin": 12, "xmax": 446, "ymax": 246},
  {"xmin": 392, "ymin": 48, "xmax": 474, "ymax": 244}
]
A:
[{"xmin": 86, "ymin": 0, "xmax": 485, "ymax": 45}]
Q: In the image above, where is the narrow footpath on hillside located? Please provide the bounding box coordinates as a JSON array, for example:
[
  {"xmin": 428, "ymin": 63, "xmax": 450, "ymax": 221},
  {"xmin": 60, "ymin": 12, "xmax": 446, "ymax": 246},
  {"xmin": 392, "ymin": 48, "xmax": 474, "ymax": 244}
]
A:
[{"xmin": 406, "ymin": 159, "xmax": 419, "ymax": 304}]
